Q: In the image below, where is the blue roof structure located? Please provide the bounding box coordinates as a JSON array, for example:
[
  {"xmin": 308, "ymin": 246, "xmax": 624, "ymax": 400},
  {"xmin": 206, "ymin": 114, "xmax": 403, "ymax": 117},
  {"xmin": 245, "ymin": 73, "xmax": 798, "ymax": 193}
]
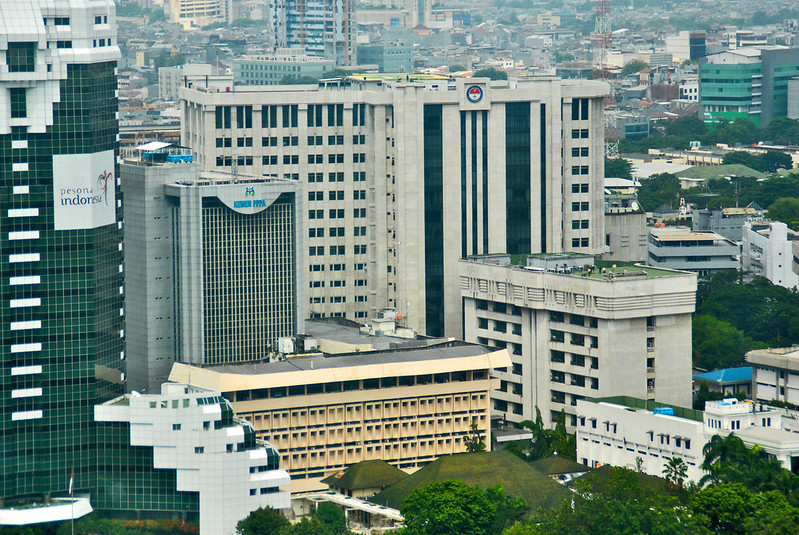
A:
[{"xmin": 694, "ymin": 366, "xmax": 752, "ymax": 384}]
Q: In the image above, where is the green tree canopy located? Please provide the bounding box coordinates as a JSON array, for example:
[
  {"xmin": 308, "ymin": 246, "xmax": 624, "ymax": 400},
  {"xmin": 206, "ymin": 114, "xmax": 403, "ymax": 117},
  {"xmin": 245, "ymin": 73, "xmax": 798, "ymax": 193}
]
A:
[
  {"xmin": 449, "ymin": 64, "xmax": 466, "ymax": 72},
  {"xmin": 692, "ymin": 314, "xmax": 767, "ymax": 370},
  {"xmin": 236, "ymin": 507, "xmax": 289, "ymax": 535},
  {"xmin": 620, "ymin": 60, "xmax": 649, "ymax": 76},
  {"xmin": 400, "ymin": 480, "xmax": 497, "ymax": 535},
  {"xmin": 604, "ymin": 157, "xmax": 633, "ymax": 179},
  {"xmin": 311, "ymin": 502, "xmax": 349, "ymax": 535},
  {"xmin": 664, "ymin": 115, "xmax": 708, "ymax": 137},
  {"xmin": 767, "ymin": 197, "xmax": 799, "ymax": 229},
  {"xmin": 636, "ymin": 172, "xmax": 680, "ymax": 211},
  {"xmin": 279, "ymin": 75, "xmax": 319, "ymax": 85},
  {"xmin": 474, "ymin": 68, "xmax": 508, "ymax": 80}
]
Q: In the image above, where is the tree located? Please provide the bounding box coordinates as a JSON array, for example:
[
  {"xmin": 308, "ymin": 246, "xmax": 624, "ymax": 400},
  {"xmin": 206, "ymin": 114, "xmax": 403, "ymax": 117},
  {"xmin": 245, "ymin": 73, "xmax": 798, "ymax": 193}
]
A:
[
  {"xmin": 664, "ymin": 115, "xmax": 708, "ymax": 137},
  {"xmin": 322, "ymin": 68, "xmax": 350, "ymax": 78},
  {"xmin": 694, "ymin": 380, "xmax": 725, "ymax": 410},
  {"xmin": 620, "ymin": 60, "xmax": 649, "ymax": 76},
  {"xmin": 278, "ymin": 518, "xmax": 335, "ymax": 535},
  {"xmin": 700, "ymin": 434, "xmax": 790, "ymax": 493},
  {"xmin": 760, "ymin": 151, "xmax": 793, "ymax": 173},
  {"xmin": 692, "ymin": 314, "xmax": 766, "ymax": 370},
  {"xmin": 464, "ymin": 419, "xmax": 487, "ymax": 452},
  {"xmin": 449, "ymin": 64, "xmax": 466, "ymax": 72},
  {"xmin": 312, "ymin": 502, "xmax": 349, "ymax": 534},
  {"xmin": 763, "ymin": 117, "xmax": 799, "ymax": 145},
  {"xmin": 662, "ymin": 457, "xmax": 688, "ymax": 489},
  {"xmin": 279, "ymin": 75, "xmax": 319, "ymax": 85},
  {"xmin": 474, "ymin": 68, "xmax": 508, "ymax": 80},
  {"xmin": 604, "ymin": 157, "xmax": 633, "ymax": 179},
  {"xmin": 400, "ymin": 480, "xmax": 497, "ymax": 535},
  {"xmin": 637, "ymin": 172, "xmax": 680, "ymax": 211},
  {"xmin": 237, "ymin": 507, "xmax": 289, "ymax": 535},
  {"xmin": 722, "ymin": 150, "xmax": 760, "ymax": 170},
  {"xmin": 767, "ymin": 197, "xmax": 799, "ymax": 230}
]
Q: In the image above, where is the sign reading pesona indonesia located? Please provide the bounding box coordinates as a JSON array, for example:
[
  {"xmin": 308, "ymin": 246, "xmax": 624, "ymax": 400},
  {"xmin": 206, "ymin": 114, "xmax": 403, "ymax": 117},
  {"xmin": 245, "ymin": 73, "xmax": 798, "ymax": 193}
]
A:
[{"xmin": 52, "ymin": 150, "xmax": 116, "ymax": 230}]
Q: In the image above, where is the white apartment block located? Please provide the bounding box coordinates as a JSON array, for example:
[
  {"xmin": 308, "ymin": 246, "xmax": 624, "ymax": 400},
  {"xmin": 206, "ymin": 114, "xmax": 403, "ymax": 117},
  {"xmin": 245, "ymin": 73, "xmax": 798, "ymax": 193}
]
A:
[
  {"xmin": 742, "ymin": 220, "xmax": 799, "ymax": 289},
  {"xmin": 577, "ymin": 397, "xmax": 799, "ymax": 482},
  {"xmin": 95, "ymin": 383, "xmax": 291, "ymax": 535},
  {"xmin": 748, "ymin": 347, "xmax": 799, "ymax": 406},
  {"xmin": 459, "ymin": 255, "xmax": 697, "ymax": 429},
  {"xmin": 180, "ymin": 76, "xmax": 608, "ymax": 337},
  {"xmin": 169, "ymin": 342, "xmax": 511, "ymax": 493}
]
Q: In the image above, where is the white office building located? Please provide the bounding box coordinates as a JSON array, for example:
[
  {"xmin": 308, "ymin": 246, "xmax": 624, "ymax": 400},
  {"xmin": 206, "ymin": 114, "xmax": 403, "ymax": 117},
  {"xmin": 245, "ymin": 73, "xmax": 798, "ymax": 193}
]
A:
[
  {"xmin": 180, "ymin": 75, "xmax": 608, "ymax": 337},
  {"xmin": 748, "ymin": 347, "xmax": 799, "ymax": 406},
  {"xmin": 741, "ymin": 220, "xmax": 799, "ymax": 289},
  {"xmin": 95, "ymin": 383, "xmax": 290, "ymax": 535},
  {"xmin": 459, "ymin": 254, "xmax": 697, "ymax": 428},
  {"xmin": 647, "ymin": 227, "xmax": 740, "ymax": 275},
  {"xmin": 577, "ymin": 396, "xmax": 799, "ymax": 482}
]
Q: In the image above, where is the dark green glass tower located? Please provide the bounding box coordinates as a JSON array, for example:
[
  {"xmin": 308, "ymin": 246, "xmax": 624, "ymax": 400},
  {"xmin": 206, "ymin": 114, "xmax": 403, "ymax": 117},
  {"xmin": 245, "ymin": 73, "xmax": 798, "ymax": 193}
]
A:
[{"xmin": 0, "ymin": 0, "xmax": 123, "ymax": 507}]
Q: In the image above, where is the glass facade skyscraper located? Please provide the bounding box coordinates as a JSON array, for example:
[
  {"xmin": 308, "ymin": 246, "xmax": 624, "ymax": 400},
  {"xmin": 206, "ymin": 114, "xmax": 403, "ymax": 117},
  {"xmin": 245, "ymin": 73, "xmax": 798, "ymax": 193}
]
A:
[{"xmin": 0, "ymin": 0, "xmax": 123, "ymax": 511}]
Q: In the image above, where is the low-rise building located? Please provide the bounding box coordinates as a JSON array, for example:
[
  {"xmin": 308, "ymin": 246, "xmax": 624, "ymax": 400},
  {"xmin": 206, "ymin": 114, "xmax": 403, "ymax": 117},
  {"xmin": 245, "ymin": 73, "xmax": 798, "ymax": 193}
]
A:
[
  {"xmin": 647, "ymin": 227, "xmax": 740, "ymax": 275},
  {"xmin": 748, "ymin": 347, "xmax": 799, "ymax": 406},
  {"xmin": 95, "ymin": 383, "xmax": 290, "ymax": 535},
  {"xmin": 603, "ymin": 178, "xmax": 647, "ymax": 262},
  {"xmin": 577, "ymin": 396, "xmax": 799, "ymax": 483},
  {"xmin": 693, "ymin": 367, "xmax": 753, "ymax": 397},
  {"xmin": 233, "ymin": 52, "xmax": 335, "ymax": 85},
  {"xmin": 168, "ymin": 341, "xmax": 510, "ymax": 493},
  {"xmin": 693, "ymin": 206, "xmax": 763, "ymax": 243},
  {"xmin": 742, "ymin": 220, "xmax": 799, "ymax": 289},
  {"xmin": 356, "ymin": 42, "xmax": 414, "ymax": 73},
  {"xmin": 459, "ymin": 254, "xmax": 696, "ymax": 430}
]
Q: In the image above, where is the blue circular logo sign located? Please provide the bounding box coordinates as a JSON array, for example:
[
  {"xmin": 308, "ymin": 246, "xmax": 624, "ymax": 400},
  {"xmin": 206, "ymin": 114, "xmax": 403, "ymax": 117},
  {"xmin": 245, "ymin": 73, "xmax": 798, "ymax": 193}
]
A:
[{"xmin": 466, "ymin": 85, "xmax": 483, "ymax": 103}]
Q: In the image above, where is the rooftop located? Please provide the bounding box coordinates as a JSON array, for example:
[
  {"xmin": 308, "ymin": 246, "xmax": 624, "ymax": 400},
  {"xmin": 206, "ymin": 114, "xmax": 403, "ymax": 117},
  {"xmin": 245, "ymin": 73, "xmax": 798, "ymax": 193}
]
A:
[
  {"xmin": 466, "ymin": 255, "xmax": 687, "ymax": 279},
  {"xmin": 304, "ymin": 318, "xmax": 446, "ymax": 349},
  {"xmin": 746, "ymin": 347, "xmax": 799, "ymax": 372},
  {"xmin": 694, "ymin": 366, "xmax": 752, "ymax": 384},
  {"xmin": 320, "ymin": 460, "xmax": 408, "ymax": 490},
  {"xmin": 586, "ymin": 395, "xmax": 704, "ymax": 422}
]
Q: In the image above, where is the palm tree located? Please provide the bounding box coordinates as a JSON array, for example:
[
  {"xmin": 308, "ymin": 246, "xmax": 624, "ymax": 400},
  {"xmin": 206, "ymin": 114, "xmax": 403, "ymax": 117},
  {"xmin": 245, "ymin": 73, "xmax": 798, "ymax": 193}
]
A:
[{"xmin": 663, "ymin": 457, "xmax": 688, "ymax": 489}]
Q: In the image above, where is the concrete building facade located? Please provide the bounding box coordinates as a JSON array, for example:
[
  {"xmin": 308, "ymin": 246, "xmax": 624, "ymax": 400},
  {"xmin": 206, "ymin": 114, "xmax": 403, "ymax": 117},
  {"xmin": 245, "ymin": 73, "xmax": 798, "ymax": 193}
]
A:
[
  {"xmin": 647, "ymin": 227, "xmax": 740, "ymax": 275},
  {"xmin": 577, "ymin": 396, "xmax": 799, "ymax": 482},
  {"xmin": 748, "ymin": 347, "xmax": 799, "ymax": 406},
  {"xmin": 233, "ymin": 52, "xmax": 335, "ymax": 86},
  {"xmin": 95, "ymin": 383, "xmax": 291, "ymax": 535},
  {"xmin": 168, "ymin": 342, "xmax": 511, "ymax": 493},
  {"xmin": 459, "ymin": 255, "xmax": 697, "ymax": 429},
  {"xmin": 741, "ymin": 220, "xmax": 799, "ymax": 289},
  {"xmin": 122, "ymin": 154, "xmax": 304, "ymax": 393},
  {"xmin": 159, "ymin": 63, "xmax": 216, "ymax": 100},
  {"xmin": 268, "ymin": 0, "xmax": 354, "ymax": 65},
  {"xmin": 180, "ymin": 76, "xmax": 609, "ymax": 337}
]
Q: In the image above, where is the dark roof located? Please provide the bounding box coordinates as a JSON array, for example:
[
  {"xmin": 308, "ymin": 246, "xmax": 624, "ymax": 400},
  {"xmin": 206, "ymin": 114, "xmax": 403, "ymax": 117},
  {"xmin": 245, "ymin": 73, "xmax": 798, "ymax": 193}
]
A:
[
  {"xmin": 321, "ymin": 460, "xmax": 407, "ymax": 490},
  {"xmin": 371, "ymin": 450, "xmax": 571, "ymax": 510},
  {"xmin": 530, "ymin": 456, "xmax": 590, "ymax": 476}
]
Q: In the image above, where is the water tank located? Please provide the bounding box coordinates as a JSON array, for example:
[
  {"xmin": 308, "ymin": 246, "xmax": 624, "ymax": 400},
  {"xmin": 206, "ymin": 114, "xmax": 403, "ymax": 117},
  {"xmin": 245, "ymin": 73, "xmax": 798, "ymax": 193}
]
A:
[{"xmin": 653, "ymin": 406, "xmax": 674, "ymax": 416}]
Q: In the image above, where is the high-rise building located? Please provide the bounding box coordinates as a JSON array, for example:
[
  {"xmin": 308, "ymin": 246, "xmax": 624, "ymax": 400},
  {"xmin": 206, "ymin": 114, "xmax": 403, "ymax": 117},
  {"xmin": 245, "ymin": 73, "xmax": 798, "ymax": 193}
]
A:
[
  {"xmin": 459, "ymin": 254, "xmax": 696, "ymax": 428},
  {"xmin": 180, "ymin": 76, "xmax": 608, "ymax": 337},
  {"xmin": 700, "ymin": 47, "xmax": 799, "ymax": 126},
  {"xmin": 0, "ymin": 0, "xmax": 123, "ymax": 519},
  {"xmin": 268, "ymin": 0, "xmax": 354, "ymax": 66},
  {"xmin": 122, "ymin": 150, "xmax": 304, "ymax": 393}
]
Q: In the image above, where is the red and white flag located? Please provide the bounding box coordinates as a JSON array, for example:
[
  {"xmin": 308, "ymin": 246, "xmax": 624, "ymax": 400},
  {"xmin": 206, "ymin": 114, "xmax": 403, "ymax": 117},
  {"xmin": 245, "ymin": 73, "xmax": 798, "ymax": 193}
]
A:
[{"xmin": 69, "ymin": 471, "xmax": 74, "ymax": 495}]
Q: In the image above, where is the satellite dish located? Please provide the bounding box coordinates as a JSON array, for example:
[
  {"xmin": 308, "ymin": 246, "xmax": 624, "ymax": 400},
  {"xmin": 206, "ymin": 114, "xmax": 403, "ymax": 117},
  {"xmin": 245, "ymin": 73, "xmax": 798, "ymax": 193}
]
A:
[
  {"xmin": 631, "ymin": 201, "xmax": 639, "ymax": 211},
  {"xmin": 131, "ymin": 391, "xmax": 141, "ymax": 397}
]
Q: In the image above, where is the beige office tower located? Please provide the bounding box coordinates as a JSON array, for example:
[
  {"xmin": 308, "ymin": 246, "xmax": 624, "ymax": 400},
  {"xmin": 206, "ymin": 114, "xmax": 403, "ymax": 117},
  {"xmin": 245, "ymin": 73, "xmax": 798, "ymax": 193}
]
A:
[{"xmin": 181, "ymin": 76, "xmax": 608, "ymax": 337}]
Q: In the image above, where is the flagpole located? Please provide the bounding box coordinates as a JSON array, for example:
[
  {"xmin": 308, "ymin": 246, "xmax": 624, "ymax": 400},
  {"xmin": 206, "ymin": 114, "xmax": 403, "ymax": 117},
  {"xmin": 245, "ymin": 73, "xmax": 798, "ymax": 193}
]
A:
[{"xmin": 70, "ymin": 470, "xmax": 74, "ymax": 535}]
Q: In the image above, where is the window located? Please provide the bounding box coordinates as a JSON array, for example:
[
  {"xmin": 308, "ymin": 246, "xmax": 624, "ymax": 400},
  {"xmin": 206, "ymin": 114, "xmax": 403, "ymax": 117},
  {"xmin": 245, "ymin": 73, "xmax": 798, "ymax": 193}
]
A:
[
  {"xmin": 328, "ymin": 153, "xmax": 344, "ymax": 164},
  {"xmin": 9, "ymin": 88, "xmax": 26, "ymax": 118},
  {"xmin": 309, "ymin": 227, "xmax": 324, "ymax": 238},
  {"xmin": 262, "ymin": 136, "xmax": 277, "ymax": 146},
  {"xmin": 7, "ymin": 42, "xmax": 35, "ymax": 73},
  {"xmin": 282, "ymin": 105, "xmax": 298, "ymax": 127},
  {"xmin": 262, "ymin": 106, "xmax": 278, "ymax": 128},
  {"xmin": 236, "ymin": 106, "xmax": 253, "ymax": 128}
]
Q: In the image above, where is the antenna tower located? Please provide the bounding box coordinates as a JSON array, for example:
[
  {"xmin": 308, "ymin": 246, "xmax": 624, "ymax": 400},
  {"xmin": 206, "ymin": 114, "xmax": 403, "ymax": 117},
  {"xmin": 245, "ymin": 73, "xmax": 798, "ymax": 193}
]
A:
[{"xmin": 592, "ymin": 0, "xmax": 619, "ymax": 158}]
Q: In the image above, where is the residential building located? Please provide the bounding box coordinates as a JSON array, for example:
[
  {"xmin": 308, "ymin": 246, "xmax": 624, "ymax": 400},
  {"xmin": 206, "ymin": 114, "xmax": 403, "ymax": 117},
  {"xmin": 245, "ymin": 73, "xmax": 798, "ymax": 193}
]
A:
[
  {"xmin": 268, "ymin": 0, "xmax": 354, "ymax": 65},
  {"xmin": 664, "ymin": 31, "xmax": 706, "ymax": 63},
  {"xmin": 647, "ymin": 227, "xmax": 740, "ymax": 275},
  {"xmin": 748, "ymin": 347, "xmax": 799, "ymax": 406},
  {"xmin": 233, "ymin": 52, "xmax": 335, "ymax": 86},
  {"xmin": 459, "ymin": 255, "xmax": 697, "ymax": 429},
  {"xmin": 700, "ymin": 47, "xmax": 799, "ymax": 126},
  {"xmin": 121, "ymin": 148, "xmax": 304, "ymax": 393},
  {"xmin": 168, "ymin": 341, "xmax": 511, "ymax": 493},
  {"xmin": 577, "ymin": 396, "xmax": 799, "ymax": 483},
  {"xmin": 0, "ymin": 0, "xmax": 124, "ymax": 521},
  {"xmin": 95, "ymin": 383, "xmax": 290, "ymax": 535},
  {"xmin": 692, "ymin": 206, "xmax": 763, "ymax": 242},
  {"xmin": 741, "ymin": 220, "xmax": 799, "ymax": 289},
  {"xmin": 180, "ymin": 76, "xmax": 609, "ymax": 337},
  {"xmin": 168, "ymin": 0, "xmax": 232, "ymax": 29},
  {"xmin": 356, "ymin": 42, "xmax": 414, "ymax": 73}
]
